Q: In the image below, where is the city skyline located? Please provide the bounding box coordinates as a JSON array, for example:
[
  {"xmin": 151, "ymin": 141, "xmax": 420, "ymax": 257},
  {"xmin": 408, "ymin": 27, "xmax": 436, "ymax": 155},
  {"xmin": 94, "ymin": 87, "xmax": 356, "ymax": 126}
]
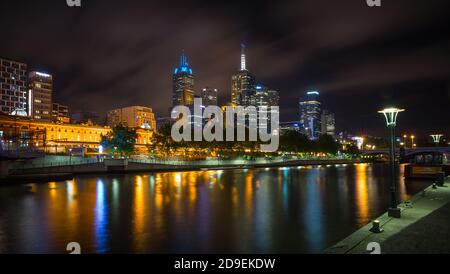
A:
[
  {"xmin": 0, "ymin": 0, "xmax": 449, "ymax": 138},
  {"xmin": 1, "ymin": 0, "xmax": 450, "ymax": 259}
]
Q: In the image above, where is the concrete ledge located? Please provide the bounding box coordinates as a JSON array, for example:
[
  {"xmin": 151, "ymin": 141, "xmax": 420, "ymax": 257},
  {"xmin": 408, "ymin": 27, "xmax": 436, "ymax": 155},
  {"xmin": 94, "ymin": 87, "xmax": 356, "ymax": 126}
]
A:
[{"xmin": 324, "ymin": 178, "xmax": 450, "ymax": 254}]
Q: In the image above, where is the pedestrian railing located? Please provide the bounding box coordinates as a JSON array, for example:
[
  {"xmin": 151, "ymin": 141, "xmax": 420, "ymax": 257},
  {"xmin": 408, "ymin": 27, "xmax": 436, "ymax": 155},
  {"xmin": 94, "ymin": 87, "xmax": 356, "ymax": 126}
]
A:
[
  {"xmin": 10, "ymin": 158, "xmax": 102, "ymax": 170},
  {"xmin": 9, "ymin": 155, "xmax": 350, "ymax": 171}
]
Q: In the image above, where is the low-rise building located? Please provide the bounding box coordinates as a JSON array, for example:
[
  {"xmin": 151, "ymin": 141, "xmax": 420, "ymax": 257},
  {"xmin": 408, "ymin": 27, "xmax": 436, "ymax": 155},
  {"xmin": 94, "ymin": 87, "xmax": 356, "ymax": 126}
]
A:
[
  {"xmin": 0, "ymin": 113, "xmax": 153, "ymax": 154},
  {"xmin": 107, "ymin": 106, "xmax": 156, "ymax": 131}
]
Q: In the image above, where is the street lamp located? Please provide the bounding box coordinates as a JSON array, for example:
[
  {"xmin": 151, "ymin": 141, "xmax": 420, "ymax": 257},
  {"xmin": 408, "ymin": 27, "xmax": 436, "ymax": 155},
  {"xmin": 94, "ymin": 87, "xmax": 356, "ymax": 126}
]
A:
[
  {"xmin": 430, "ymin": 134, "xmax": 443, "ymax": 147},
  {"xmin": 378, "ymin": 107, "xmax": 405, "ymax": 218}
]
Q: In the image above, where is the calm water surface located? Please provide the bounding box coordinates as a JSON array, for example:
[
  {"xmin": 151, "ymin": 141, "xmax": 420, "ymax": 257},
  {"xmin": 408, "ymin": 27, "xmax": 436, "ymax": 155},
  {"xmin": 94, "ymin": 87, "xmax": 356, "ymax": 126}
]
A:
[{"xmin": 0, "ymin": 163, "xmax": 429, "ymax": 254}]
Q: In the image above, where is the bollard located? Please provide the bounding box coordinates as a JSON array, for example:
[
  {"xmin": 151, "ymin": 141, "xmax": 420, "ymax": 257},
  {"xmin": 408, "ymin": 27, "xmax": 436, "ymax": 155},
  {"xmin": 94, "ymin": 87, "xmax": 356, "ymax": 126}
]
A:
[
  {"xmin": 436, "ymin": 172, "xmax": 445, "ymax": 187},
  {"xmin": 369, "ymin": 220, "xmax": 383, "ymax": 233}
]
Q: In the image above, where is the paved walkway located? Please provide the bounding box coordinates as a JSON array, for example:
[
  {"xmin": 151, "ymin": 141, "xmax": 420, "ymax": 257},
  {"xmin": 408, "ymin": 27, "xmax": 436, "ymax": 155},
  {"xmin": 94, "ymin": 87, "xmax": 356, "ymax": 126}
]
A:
[{"xmin": 325, "ymin": 178, "xmax": 450, "ymax": 254}]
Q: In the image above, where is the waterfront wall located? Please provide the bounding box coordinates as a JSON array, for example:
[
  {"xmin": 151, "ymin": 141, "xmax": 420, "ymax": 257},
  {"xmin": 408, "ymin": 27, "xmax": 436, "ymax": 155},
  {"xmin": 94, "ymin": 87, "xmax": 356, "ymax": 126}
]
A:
[{"xmin": 7, "ymin": 158, "xmax": 364, "ymax": 176}]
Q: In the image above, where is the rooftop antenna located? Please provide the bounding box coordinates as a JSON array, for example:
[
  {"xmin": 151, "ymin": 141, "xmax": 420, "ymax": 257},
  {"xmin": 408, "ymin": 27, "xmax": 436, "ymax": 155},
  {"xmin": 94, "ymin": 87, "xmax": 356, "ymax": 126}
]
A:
[{"xmin": 240, "ymin": 43, "xmax": 246, "ymax": 71}]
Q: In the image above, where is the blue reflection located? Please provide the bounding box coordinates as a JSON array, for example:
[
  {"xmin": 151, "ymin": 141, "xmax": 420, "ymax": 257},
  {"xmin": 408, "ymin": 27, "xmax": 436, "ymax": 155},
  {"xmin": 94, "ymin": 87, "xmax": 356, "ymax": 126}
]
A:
[
  {"xmin": 303, "ymin": 169, "xmax": 325, "ymax": 253},
  {"xmin": 95, "ymin": 179, "xmax": 109, "ymax": 252}
]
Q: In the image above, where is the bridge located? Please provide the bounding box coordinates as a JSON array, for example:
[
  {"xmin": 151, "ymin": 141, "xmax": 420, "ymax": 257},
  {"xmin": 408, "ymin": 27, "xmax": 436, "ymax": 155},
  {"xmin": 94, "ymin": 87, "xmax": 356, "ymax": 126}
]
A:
[{"xmin": 361, "ymin": 147, "xmax": 450, "ymax": 156}]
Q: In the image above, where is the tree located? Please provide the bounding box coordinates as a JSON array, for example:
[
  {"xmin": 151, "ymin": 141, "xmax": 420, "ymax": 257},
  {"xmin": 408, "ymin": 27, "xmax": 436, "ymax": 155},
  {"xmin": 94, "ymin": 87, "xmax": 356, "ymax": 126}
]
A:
[
  {"xmin": 315, "ymin": 134, "xmax": 339, "ymax": 154},
  {"xmin": 101, "ymin": 124, "xmax": 137, "ymax": 157},
  {"xmin": 345, "ymin": 143, "xmax": 360, "ymax": 156},
  {"xmin": 279, "ymin": 130, "xmax": 313, "ymax": 153}
]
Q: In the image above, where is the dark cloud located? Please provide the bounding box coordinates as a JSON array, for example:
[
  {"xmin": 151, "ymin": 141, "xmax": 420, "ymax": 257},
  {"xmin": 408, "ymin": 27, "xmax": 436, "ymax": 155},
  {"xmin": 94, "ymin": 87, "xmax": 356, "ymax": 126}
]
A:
[{"xmin": 1, "ymin": 0, "xmax": 449, "ymax": 137}]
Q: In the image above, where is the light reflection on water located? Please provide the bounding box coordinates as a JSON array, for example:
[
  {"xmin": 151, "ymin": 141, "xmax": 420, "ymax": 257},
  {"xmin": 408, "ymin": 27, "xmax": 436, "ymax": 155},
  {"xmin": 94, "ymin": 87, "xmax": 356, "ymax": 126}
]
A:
[{"xmin": 0, "ymin": 164, "xmax": 429, "ymax": 254}]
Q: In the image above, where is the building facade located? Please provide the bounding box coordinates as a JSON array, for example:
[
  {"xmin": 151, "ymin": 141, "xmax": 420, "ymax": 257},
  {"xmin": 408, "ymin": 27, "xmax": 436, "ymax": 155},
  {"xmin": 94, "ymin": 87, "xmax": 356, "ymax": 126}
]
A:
[
  {"xmin": 52, "ymin": 103, "xmax": 70, "ymax": 124},
  {"xmin": 107, "ymin": 106, "xmax": 156, "ymax": 131},
  {"xmin": 321, "ymin": 110, "xmax": 336, "ymax": 137},
  {"xmin": 231, "ymin": 44, "xmax": 256, "ymax": 106},
  {"xmin": 201, "ymin": 87, "xmax": 218, "ymax": 106},
  {"xmin": 267, "ymin": 89, "xmax": 280, "ymax": 107},
  {"xmin": 0, "ymin": 58, "xmax": 28, "ymax": 115},
  {"xmin": 172, "ymin": 51, "xmax": 195, "ymax": 108},
  {"xmin": 280, "ymin": 121, "xmax": 305, "ymax": 134},
  {"xmin": 28, "ymin": 71, "xmax": 53, "ymax": 121},
  {"xmin": 299, "ymin": 91, "xmax": 322, "ymax": 139},
  {"xmin": 0, "ymin": 113, "xmax": 153, "ymax": 154}
]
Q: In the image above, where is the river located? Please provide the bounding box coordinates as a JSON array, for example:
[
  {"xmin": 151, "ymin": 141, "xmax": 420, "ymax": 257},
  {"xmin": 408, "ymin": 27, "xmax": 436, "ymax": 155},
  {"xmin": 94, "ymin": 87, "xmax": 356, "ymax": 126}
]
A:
[{"xmin": 0, "ymin": 163, "xmax": 429, "ymax": 254}]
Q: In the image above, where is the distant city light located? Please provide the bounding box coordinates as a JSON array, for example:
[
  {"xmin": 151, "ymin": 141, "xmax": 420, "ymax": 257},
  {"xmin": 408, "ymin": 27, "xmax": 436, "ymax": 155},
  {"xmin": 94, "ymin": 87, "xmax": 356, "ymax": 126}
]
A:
[
  {"xmin": 307, "ymin": 91, "xmax": 319, "ymax": 95},
  {"xmin": 36, "ymin": 72, "xmax": 51, "ymax": 77}
]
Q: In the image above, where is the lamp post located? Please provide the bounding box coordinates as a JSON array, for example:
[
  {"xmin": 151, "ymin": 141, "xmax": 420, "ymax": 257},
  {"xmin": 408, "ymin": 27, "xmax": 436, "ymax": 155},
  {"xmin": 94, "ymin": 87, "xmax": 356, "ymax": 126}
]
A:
[
  {"xmin": 430, "ymin": 134, "xmax": 443, "ymax": 147},
  {"xmin": 378, "ymin": 107, "xmax": 405, "ymax": 218}
]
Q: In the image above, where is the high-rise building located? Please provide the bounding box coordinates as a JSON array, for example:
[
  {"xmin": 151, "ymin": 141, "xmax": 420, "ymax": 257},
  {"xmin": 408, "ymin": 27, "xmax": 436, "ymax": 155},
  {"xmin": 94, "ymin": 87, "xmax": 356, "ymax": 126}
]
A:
[
  {"xmin": 254, "ymin": 85, "xmax": 269, "ymax": 107},
  {"xmin": 321, "ymin": 110, "xmax": 336, "ymax": 137},
  {"xmin": 280, "ymin": 121, "xmax": 305, "ymax": 134},
  {"xmin": 267, "ymin": 89, "xmax": 280, "ymax": 107},
  {"xmin": 201, "ymin": 87, "xmax": 218, "ymax": 106},
  {"xmin": 231, "ymin": 44, "xmax": 255, "ymax": 106},
  {"xmin": 0, "ymin": 58, "xmax": 28, "ymax": 115},
  {"xmin": 107, "ymin": 106, "xmax": 156, "ymax": 131},
  {"xmin": 52, "ymin": 103, "xmax": 70, "ymax": 124},
  {"xmin": 172, "ymin": 51, "xmax": 195, "ymax": 108},
  {"xmin": 28, "ymin": 71, "xmax": 53, "ymax": 121},
  {"xmin": 254, "ymin": 85, "xmax": 279, "ymax": 109},
  {"xmin": 299, "ymin": 91, "xmax": 322, "ymax": 139}
]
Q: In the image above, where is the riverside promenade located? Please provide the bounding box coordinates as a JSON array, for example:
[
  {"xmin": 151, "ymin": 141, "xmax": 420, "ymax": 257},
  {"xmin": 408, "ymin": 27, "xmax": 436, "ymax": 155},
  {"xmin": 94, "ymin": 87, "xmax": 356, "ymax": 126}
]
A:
[
  {"xmin": 3, "ymin": 156, "xmax": 363, "ymax": 176},
  {"xmin": 325, "ymin": 176, "xmax": 450, "ymax": 254}
]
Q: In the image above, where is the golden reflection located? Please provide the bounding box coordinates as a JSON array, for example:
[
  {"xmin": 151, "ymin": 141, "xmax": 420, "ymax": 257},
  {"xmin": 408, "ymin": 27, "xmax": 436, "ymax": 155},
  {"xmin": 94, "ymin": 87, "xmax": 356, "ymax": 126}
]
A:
[
  {"xmin": 66, "ymin": 180, "xmax": 79, "ymax": 235},
  {"xmin": 48, "ymin": 182, "xmax": 57, "ymax": 199},
  {"xmin": 188, "ymin": 172, "xmax": 197, "ymax": 203},
  {"xmin": 355, "ymin": 164, "xmax": 369, "ymax": 221},
  {"xmin": 154, "ymin": 173, "xmax": 164, "ymax": 210},
  {"xmin": 245, "ymin": 171, "xmax": 254, "ymax": 218},
  {"xmin": 134, "ymin": 176, "xmax": 146, "ymax": 239}
]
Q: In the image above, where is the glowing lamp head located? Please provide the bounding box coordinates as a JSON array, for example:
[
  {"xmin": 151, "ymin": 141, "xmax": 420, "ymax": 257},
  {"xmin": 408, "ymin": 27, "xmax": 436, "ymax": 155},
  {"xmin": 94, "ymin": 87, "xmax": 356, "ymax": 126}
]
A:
[
  {"xmin": 378, "ymin": 107, "xmax": 405, "ymax": 127},
  {"xmin": 430, "ymin": 134, "xmax": 443, "ymax": 144}
]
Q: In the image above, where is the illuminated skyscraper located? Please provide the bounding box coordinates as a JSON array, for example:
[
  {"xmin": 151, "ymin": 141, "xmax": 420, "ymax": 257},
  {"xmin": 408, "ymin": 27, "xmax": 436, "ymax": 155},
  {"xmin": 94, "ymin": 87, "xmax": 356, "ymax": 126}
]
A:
[
  {"xmin": 321, "ymin": 110, "xmax": 335, "ymax": 137},
  {"xmin": 28, "ymin": 71, "xmax": 53, "ymax": 121},
  {"xmin": 299, "ymin": 91, "xmax": 322, "ymax": 139},
  {"xmin": 231, "ymin": 44, "xmax": 255, "ymax": 106},
  {"xmin": 172, "ymin": 51, "xmax": 195, "ymax": 108},
  {"xmin": 201, "ymin": 87, "xmax": 218, "ymax": 107},
  {"xmin": 267, "ymin": 89, "xmax": 279, "ymax": 107},
  {"xmin": 0, "ymin": 58, "xmax": 28, "ymax": 115}
]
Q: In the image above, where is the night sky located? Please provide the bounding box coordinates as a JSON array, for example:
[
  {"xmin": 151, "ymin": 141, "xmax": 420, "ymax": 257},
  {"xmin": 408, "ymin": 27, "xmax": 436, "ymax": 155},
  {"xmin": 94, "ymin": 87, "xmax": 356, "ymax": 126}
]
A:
[{"xmin": 1, "ymin": 0, "xmax": 449, "ymax": 138}]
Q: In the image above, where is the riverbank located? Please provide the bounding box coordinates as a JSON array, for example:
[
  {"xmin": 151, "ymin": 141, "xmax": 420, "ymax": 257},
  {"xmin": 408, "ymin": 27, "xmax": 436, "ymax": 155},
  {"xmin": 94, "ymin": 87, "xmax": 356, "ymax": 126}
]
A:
[
  {"xmin": 324, "ymin": 176, "xmax": 450, "ymax": 254},
  {"xmin": 4, "ymin": 158, "xmax": 365, "ymax": 180}
]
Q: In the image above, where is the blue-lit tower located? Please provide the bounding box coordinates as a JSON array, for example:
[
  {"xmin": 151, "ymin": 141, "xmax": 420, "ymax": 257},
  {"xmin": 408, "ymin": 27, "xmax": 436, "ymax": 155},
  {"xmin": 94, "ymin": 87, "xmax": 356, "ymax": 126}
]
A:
[
  {"xmin": 172, "ymin": 50, "xmax": 195, "ymax": 108},
  {"xmin": 299, "ymin": 91, "xmax": 322, "ymax": 139}
]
